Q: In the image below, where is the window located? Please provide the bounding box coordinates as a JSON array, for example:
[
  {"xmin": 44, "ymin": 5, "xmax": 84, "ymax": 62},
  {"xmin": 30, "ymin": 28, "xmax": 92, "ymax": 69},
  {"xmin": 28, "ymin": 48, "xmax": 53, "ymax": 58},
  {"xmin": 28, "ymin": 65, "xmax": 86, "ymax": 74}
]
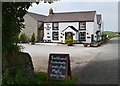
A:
[
  {"xmin": 52, "ymin": 22, "xmax": 59, "ymax": 40},
  {"xmin": 52, "ymin": 32, "xmax": 59, "ymax": 40},
  {"xmin": 47, "ymin": 36, "xmax": 50, "ymax": 38},
  {"xmin": 79, "ymin": 32, "xmax": 86, "ymax": 41},
  {"xmin": 79, "ymin": 22, "xmax": 86, "ymax": 30},
  {"xmin": 53, "ymin": 22, "xmax": 59, "ymax": 30},
  {"xmin": 45, "ymin": 23, "xmax": 51, "ymax": 30},
  {"xmin": 46, "ymin": 23, "xmax": 51, "ymax": 28}
]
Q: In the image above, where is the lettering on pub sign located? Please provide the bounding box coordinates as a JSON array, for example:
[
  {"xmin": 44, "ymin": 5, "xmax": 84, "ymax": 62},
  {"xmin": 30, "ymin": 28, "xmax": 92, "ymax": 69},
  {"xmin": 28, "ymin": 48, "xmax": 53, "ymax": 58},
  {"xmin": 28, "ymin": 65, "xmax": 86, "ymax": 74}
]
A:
[{"xmin": 47, "ymin": 53, "xmax": 72, "ymax": 80}]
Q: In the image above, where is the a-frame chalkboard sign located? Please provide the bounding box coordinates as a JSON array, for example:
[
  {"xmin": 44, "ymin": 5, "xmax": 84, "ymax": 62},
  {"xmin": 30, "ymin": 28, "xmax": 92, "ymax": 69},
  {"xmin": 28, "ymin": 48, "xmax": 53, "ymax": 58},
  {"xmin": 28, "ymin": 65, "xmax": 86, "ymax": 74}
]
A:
[{"xmin": 47, "ymin": 53, "xmax": 72, "ymax": 81}]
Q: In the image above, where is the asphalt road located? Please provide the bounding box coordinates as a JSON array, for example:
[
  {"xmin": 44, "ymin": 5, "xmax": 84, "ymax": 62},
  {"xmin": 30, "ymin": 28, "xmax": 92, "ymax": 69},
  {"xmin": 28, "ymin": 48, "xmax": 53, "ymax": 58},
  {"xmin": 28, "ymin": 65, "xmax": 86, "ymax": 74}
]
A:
[
  {"xmin": 21, "ymin": 37, "xmax": 119, "ymax": 84},
  {"xmin": 74, "ymin": 37, "xmax": 119, "ymax": 84}
]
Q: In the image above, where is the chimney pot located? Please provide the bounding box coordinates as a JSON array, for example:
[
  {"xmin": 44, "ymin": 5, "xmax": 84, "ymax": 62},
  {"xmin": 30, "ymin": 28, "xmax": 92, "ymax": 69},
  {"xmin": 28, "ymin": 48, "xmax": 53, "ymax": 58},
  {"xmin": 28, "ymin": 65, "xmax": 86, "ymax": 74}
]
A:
[{"xmin": 49, "ymin": 8, "xmax": 53, "ymax": 15}]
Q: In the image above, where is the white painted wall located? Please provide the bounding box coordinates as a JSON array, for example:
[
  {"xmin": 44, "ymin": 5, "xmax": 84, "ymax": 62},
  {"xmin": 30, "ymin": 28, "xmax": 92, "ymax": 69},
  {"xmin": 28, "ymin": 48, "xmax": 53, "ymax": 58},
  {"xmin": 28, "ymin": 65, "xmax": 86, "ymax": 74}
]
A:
[
  {"xmin": 59, "ymin": 22, "xmax": 79, "ymax": 31},
  {"xmin": 86, "ymin": 22, "xmax": 94, "ymax": 43},
  {"xmin": 93, "ymin": 14, "xmax": 98, "ymax": 41},
  {"xmin": 22, "ymin": 14, "xmax": 38, "ymax": 41}
]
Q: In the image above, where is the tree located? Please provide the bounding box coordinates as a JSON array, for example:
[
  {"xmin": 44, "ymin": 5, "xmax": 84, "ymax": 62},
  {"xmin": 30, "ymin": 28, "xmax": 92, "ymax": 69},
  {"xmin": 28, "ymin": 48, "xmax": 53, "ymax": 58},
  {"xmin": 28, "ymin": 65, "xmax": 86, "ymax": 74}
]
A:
[
  {"xmin": 2, "ymin": 2, "xmax": 32, "ymax": 54},
  {"xmin": 2, "ymin": 2, "xmax": 32, "ymax": 72},
  {"xmin": 65, "ymin": 33, "xmax": 73, "ymax": 46},
  {"xmin": 30, "ymin": 33, "xmax": 35, "ymax": 45},
  {"xmin": 19, "ymin": 33, "xmax": 27, "ymax": 43},
  {"xmin": 2, "ymin": 1, "xmax": 60, "ymax": 55},
  {"xmin": 2, "ymin": 1, "xmax": 60, "ymax": 78}
]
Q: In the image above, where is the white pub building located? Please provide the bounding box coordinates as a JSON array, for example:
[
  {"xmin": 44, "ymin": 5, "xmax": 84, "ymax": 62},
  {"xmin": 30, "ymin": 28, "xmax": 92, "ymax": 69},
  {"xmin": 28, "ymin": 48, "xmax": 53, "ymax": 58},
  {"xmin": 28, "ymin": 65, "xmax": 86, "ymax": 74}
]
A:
[{"xmin": 43, "ymin": 8, "xmax": 102, "ymax": 43}]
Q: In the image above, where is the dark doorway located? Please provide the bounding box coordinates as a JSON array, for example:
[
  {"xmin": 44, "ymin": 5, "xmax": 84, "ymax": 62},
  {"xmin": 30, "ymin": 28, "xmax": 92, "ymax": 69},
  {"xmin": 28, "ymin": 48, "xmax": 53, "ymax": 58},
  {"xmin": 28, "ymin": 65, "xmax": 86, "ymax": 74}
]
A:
[
  {"xmin": 91, "ymin": 34, "xmax": 94, "ymax": 42},
  {"xmin": 38, "ymin": 29, "xmax": 44, "ymax": 42},
  {"xmin": 65, "ymin": 32, "xmax": 73, "ymax": 39}
]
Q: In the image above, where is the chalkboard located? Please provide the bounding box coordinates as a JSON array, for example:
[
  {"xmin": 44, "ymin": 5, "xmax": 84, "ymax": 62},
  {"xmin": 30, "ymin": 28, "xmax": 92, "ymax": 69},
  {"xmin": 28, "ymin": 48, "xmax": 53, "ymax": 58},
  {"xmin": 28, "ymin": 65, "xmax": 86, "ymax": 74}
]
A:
[{"xmin": 47, "ymin": 53, "xmax": 71, "ymax": 80}]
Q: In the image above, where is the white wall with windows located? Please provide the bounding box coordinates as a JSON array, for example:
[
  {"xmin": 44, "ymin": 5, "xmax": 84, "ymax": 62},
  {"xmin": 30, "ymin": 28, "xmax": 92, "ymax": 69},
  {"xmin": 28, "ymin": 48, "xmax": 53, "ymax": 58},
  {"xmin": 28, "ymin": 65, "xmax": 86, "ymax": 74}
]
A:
[
  {"xmin": 44, "ymin": 23, "xmax": 52, "ymax": 42},
  {"xmin": 52, "ymin": 22, "xmax": 61, "ymax": 42},
  {"xmin": 44, "ymin": 20, "xmax": 99, "ymax": 43},
  {"xmin": 78, "ymin": 22, "xmax": 86, "ymax": 43}
]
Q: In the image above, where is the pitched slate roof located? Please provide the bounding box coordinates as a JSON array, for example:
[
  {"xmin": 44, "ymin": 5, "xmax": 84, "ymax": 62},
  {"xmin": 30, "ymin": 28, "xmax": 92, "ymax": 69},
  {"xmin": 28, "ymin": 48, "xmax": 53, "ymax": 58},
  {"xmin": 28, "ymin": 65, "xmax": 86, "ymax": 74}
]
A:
[
  {"xmin": 44, "ymin": 11, "xmax": 96, "ymax": 22},
  {"xmin": 97, "ymin": 14, "xmax": 101, "ymax": 23},
  {"xmin": 27, "ymin": 12, "xmax": 47, "ymax": 22},
  {"xmin": 62, "ymin": 26, "xmax": 78, "ymax": 32}
]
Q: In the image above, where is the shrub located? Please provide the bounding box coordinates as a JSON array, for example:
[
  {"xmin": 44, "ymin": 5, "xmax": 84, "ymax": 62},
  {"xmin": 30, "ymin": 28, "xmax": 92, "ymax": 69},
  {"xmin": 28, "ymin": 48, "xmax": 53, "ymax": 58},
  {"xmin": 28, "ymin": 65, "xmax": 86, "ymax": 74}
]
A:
[
  {"xmin": 83, "ymin": 43, "xmax": 88, "ymax": 47},
  {"xmin": 65, "ymin": 33, "xmax": 73, "ymax": 46},
  {"xmin": 2, "ymin": 68, "xmax": 29, "ymax": 84},
  {"xmin": 19, "ymin": 33, "xmax": 27, "ymax": 43},
  {"xmin": 31, "ymin": 33, "xmax": 35, "ymax": 45},
  {"xmin": 73, "ymin": 40, "xmax": 77, "ymax": 43}
]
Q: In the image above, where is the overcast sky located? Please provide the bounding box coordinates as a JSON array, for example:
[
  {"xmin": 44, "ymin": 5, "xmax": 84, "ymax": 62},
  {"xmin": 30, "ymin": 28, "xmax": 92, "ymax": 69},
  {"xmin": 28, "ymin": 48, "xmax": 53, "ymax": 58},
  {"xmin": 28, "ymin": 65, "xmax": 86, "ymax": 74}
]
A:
[{"xmin": 28, "ymin": 0, "xmax": 119, "ymax": 32}]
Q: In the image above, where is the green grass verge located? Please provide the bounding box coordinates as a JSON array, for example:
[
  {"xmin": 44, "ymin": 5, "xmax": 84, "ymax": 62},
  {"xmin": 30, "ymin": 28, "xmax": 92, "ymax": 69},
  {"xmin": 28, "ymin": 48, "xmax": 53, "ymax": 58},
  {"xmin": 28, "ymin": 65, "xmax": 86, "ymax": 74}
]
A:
[
  {"xmin": 3, "ymin": 70, "xmax": 78, "ymax": 85},
  {"xmin": 102, "ymin": 31, "xmax": 118, "ymax": 38},
  {"xmin": 32, "ymin": 72, "xmax": 78, "ymax": 85}
]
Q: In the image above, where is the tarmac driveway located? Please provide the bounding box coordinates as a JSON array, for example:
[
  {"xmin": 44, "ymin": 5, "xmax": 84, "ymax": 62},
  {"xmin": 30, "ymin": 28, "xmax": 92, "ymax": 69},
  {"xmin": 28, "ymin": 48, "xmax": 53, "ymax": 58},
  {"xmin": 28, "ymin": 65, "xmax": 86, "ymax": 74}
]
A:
[
  {"xmin": 21, "ymin": 37, "xmax": 119, "ymax": 84},
  {"xmin": 74, "ymin": 38, "xmax": 119, "ymax": 84}
]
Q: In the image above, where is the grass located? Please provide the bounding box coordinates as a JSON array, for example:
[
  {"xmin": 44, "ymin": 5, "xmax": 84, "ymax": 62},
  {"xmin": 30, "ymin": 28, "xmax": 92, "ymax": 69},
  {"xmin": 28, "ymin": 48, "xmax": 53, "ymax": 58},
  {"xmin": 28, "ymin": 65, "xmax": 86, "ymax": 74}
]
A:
[
  {"xmin": 102, "ymin": 31, "xmax": 118, "ymax": 38},
  {"xmin": 3, "ymin": 70, "xmax": 78, "ymax": 85},
  {"xmin": 32, "ymin": 72, "xmax": 78, "ymax": 85}
]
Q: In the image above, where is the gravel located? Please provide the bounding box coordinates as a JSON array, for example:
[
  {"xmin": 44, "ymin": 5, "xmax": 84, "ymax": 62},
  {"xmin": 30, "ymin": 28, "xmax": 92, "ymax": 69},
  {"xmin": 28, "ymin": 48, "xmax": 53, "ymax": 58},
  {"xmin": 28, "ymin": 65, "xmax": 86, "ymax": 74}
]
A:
[{"xmin": 21, "ymin": 37, "xmax": 119, "ymax": 84}]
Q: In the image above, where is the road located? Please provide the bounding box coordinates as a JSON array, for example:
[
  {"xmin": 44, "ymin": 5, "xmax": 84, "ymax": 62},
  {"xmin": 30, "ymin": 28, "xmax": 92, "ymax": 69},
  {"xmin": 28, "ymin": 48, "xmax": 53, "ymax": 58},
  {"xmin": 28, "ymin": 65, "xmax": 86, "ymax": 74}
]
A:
[
  {"xmin": 21, "ymin": 37, "xmax": 119, "ymax": 84},
  {"xmin": 74, "ymin": 37, "xmax": 119, "ymax": 84}
]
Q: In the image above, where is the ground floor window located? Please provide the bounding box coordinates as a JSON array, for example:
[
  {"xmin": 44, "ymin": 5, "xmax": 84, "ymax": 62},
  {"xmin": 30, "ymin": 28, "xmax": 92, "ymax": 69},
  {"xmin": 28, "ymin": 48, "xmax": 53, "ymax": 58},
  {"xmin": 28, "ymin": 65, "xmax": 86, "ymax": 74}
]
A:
[
  {"xmin": 79, "ymin": 32, "xmax": 86, "ymax": 41},
  {"xmin": 52, "ymin": 32, "xmax": 59, "ymax": 40}
]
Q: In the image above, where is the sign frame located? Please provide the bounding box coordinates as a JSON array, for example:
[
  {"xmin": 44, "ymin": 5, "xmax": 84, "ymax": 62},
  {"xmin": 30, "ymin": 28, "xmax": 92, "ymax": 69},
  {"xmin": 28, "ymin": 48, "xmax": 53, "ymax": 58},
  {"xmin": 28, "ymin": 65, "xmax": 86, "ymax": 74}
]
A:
[{"xmin": 47, "ymin": 53, "xmax": 71, "ymax": 81}]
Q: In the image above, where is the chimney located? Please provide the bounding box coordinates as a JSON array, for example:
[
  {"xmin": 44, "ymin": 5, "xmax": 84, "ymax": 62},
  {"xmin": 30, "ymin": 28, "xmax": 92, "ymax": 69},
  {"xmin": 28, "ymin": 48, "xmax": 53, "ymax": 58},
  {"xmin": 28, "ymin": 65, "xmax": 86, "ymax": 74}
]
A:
[{"xmin": 49, "ymin": 8, "xmax": 53, "ymax": 15}]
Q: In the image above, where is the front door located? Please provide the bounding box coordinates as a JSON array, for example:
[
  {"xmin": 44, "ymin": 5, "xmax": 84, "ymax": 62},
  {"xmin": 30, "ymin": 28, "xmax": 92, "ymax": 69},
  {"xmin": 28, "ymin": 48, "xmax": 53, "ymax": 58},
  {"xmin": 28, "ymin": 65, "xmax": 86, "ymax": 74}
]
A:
[
  {"xmin": 38, "ymin": 29, "xmax": 44, "ymax": 42},
  {"xmin": 91, "ymin": 34, "xmax": 94, "ymax": 42}
]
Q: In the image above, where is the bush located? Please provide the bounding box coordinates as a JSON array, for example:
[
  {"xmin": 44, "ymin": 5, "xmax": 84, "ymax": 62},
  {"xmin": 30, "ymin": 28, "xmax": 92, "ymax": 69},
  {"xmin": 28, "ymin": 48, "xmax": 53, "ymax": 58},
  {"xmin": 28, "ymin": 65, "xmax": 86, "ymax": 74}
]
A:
[
  {"xmin": 83, "ymin": 43, "xmax": 88, "ymax": 47},
  {"xmin": 2, "ymin": 68, "xmax": 29, "ymax": 84},
  {"xmin": 19, "ymin": 33, "xmax": 27, "ymax": 43},
  {"xmin": 65, "ymin": 33, "xmax": 73, "ymax": 46},
  {"xmin": 31, "ymin": 33, "xmax": 35, "ymax": 45}
]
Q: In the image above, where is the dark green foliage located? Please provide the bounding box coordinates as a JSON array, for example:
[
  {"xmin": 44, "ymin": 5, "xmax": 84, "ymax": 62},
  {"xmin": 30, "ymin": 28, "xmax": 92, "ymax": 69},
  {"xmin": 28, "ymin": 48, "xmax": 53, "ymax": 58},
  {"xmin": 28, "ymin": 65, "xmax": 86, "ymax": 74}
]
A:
[
  {"xmin": 2, "ymin": 69, "xmax": 78, "ymax": 85},
  {"xmin": 65, "ymin": 33, "xmax": 73, "ymax": 46},
  {"xmin": 2, "ymin": 2, "xmax": 32, "ymax": 55},
  {"xmin": 31, "ymin": 33, "xmax": 35, "ymax": 45},
  {"xmin": 2, "ymin": 2, "xmax": 32, "ymax": 73},
  {"xmin": 3, "ymin": 68, "xmax": 29, "ymax": 84}
]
